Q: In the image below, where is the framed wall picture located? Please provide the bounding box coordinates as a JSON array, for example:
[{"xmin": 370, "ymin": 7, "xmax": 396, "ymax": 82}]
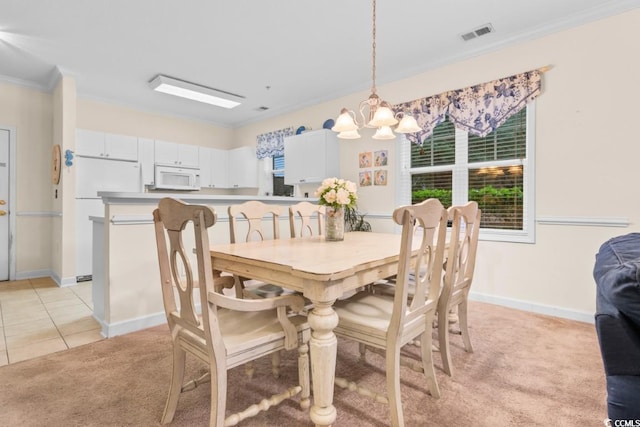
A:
[
  {"xmin": 374, "ymin": 150, "xmax": 388, "ymax": 166},
  {"xmin": 359, "ymin": 152, "xmax": 372, "ymax": 168},
  {"xmin": 359, "ymin": 171, "xmax": 372, "ymax": 187},
  {"xmin": 374, "ymin": 169, "xmax": 387, "ymax": 186}
]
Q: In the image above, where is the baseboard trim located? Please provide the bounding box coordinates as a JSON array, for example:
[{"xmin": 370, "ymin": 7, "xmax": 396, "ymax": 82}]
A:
[
  {"xmin": 92, "ymin": 315, "xmax": 108, "ymax": 339},
  {"xmin": 101, "ymin": 312, "xmax": 167, "ymax": 338},
  {"xmin": 15, "ymin": 269, "xmax": 56, "ymax": 283},
  {"xmin": 60, "ymin": 276, "xmax": 78, "ymax": 287},
  {"xmin": 469, "ymin": 292, "xmax": 594, "ymax": 324},
  {"xmin": 50, "ymin": 272, "xmax": 77, "ymax": 287}
]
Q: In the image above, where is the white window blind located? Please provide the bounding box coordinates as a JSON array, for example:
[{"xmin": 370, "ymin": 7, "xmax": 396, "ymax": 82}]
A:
[
  {"xmin": 272, "ymin": 155, "xmax": 293, "ymax": 196},
  {"xmin": 404, "ymin": 103, "xmax": 536, "ymax": 243},
  {"xmin": 273, "ymin": 155, "xmax": 285, "ymax": 177}
]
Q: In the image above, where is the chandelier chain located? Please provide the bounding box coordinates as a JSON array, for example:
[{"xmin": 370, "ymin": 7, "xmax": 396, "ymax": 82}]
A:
[{"xmin": 371, "ymin": 0, "xmax": 377, "ymax": 95}]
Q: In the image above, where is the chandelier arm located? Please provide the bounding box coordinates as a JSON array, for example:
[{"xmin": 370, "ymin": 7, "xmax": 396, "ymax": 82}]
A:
[{"xmin": 359, "ymin": 99, "xmax": 370, "ymax": 127}]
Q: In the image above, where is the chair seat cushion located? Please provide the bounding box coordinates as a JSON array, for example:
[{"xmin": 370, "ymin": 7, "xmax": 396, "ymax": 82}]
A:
[
  {"xmin": 334, "ymin": 292, "xmax": 433, "ymax": 349},
  {"xmin": 334, "ymin": 293, "xmax": 394, "ymax": 336},
  {"xmin": 218, "ymin": 310, "xmax": 308, "ymax": 356}
]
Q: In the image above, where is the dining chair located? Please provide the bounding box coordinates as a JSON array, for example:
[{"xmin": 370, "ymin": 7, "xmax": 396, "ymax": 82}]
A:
[
  {"xmin": 368, "ymin": 201, "xmax": 482, "ymax": 375},
  {"xmin": 332, "ymin": 198, "xmax": 449, "ymax": 427},
  {"xmin": 153, "ymin": 198, "xmax": 310, "ymax": 426},
  {"xmin": 228, "ymin": 200, "xmax": 290, "ymax": 298},
  {"xmin": 437, "ymin": 201, "xmax": 481, "ymax": 377},
  {"xmin": 288, "ymin": 201, "xmax": 324, "ymax": 238}
]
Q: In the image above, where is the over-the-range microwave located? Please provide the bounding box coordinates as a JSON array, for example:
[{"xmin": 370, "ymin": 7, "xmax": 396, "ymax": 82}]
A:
[{"xmin": 153, "ymin": 164, "xmax": 201, "ymax": 190}]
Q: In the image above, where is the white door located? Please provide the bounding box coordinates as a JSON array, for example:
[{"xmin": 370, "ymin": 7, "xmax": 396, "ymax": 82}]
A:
[{"xmin": 0, "ymin": 129, "xmax": 9, "ymax": 281}]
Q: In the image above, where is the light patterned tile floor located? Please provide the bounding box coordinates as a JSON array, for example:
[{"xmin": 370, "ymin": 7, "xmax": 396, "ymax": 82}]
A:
[{"xmin": 0, "ymin": 278, "xmax": 103, "ymax": 366}]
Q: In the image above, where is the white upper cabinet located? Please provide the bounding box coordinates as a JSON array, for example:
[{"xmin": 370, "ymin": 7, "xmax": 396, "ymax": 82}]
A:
[
  {"xmin": 154, "ymin": 140, "xmax": 199, "ymax": 168},
  {"xmin": 284, "ymin": 129, "xmax": 339, "ymax": 185},
  {"xmin": 211, "ymin": 148, "xmax": 229, "ymax": 188},
  {"xmin": 228, "ymin": 146, "xmax": 258, "ymax": 188},
  {"xmin": 198, "ymin": 147, "xmax": 212, "ymax": 187},
  {"xmin": 138, "ymin": 138, "xmax": 155, "ymax": 186},
  {"xmin": 198, "ymin": 147, "xmax": 229, "ymax": 188},
  {"xmin": 76, "ymin": 129, "xmax": 138, "ymax": 161}
]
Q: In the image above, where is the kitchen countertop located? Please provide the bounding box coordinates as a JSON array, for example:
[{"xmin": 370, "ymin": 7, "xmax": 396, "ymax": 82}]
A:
[{"xmin": 97, "ymin": 191, "xmax": 317, "ymax": 205}]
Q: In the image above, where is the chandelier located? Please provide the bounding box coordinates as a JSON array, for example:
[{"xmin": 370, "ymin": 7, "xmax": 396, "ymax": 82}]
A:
[{"xmin": 332, "ymin": 0, "xmax": 421, "ymax": 140}]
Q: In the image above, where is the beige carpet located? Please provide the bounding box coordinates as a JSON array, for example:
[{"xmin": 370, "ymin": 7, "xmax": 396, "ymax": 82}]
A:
[{"xmin": 0, "ymin": 301, "xmax": 606, "ymax": 426}]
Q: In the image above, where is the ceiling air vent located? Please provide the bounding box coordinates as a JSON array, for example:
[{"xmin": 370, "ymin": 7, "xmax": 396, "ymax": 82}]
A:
[
  {"xmin": 255, "ymin": 106, "xmax": 269, "ymax": 112},
  {"xmin": 460, "ymin": 23, "xmax": 494, "ymax": 41}
]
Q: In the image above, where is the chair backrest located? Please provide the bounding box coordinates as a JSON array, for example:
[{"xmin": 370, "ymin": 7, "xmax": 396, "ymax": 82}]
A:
[
  {"xmin": 440, "ymin": 202, "xmax": 481, "ymax": 308},
  {"xmin": 289, "ymin": 201, "xmax": 324, "ymax": 238},
  {"xmin": 153, "ymin": 198, "xmax": 221, "ymax": 349},
  {"xmin": 228, "ymin": 200, "xmax": 282, "ymax": 243},
  {"xmin": 391, "ymin": 198, "xmax": 448, "ymax": 335}
]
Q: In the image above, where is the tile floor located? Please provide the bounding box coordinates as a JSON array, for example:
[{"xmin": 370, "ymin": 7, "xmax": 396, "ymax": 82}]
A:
[{"xmin": 0, "ymin": 277, "xmax": 103, "ymax": 366}]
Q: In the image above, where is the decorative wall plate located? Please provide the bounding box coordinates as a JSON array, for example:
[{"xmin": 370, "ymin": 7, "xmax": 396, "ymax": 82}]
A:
[{"xmin": 51, "ymin": 144, "xmax": 61, "ymax": 184}]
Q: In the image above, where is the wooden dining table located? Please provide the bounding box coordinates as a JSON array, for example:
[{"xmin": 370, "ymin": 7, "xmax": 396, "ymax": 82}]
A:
[{"xmin": 209, "ymin": 231, "xmax": 408, "ymax": 427}]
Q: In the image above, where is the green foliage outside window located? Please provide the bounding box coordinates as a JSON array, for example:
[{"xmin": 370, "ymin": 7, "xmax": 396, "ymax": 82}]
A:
[{"xmin": 412, "ymin": 185, "xmax": 523, "ymax": 229}]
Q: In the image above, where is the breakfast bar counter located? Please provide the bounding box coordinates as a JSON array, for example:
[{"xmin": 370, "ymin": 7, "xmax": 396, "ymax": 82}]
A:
[{"xmin": 91, "ymin": 192, "xmax": 315, "ymax": 338}]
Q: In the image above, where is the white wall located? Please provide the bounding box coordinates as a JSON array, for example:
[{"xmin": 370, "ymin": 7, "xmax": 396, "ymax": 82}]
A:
[
  {"xmin": 76, "ymin": 98, "xmax": 235, "ymax": 149},
  {"xmin": 52, "ymin": 76, "xmax": 79, "ymax": 285}
]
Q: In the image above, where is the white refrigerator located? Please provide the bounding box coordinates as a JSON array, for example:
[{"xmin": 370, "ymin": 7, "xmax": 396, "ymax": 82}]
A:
[{"xmin": 75, "ymin": 156, "xmax": 142, "ymax": 280}]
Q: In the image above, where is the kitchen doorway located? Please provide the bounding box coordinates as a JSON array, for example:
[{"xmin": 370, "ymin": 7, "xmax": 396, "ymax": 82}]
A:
[{"xmin": 0, "ymin": 126, "xmax": 16, "ymax": 281}]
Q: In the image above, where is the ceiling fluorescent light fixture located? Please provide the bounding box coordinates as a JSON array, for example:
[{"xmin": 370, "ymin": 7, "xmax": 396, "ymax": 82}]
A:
[{"xmin": 148, "ymin": 75, "xmax": 243, "ymax": 109}]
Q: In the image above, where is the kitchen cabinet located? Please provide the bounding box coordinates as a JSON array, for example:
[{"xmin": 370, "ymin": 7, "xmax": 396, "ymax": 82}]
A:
[
  {"xmin": 198, "ymin": 147, "xmax": 229, "ymax": 188},
  {"xmin": 154, "ymin": 140, "xmax": 199, "ymax": 168},
  {"xmin": 284, "ymin": 129, "xmax": 339, "ymax": 185},
  {"xmin": 228, "ymin": 146, "xmax": 258, "ymax": 188},
  {"xmin": 76, "ymin": 129, "xmax": 138, "ymax": 161},
  {"xmin": 138, "ymin": 138, "xmax": 155, "ymax": 186}
]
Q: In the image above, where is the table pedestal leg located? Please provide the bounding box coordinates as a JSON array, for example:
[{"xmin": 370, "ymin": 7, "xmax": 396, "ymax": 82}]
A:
[{"xmin": 307, "ymin": 299, "xmax": 339, "ymax": 427}]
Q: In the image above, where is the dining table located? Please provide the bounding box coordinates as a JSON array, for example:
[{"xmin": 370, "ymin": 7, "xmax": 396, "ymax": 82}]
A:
[{"xmin": 209, "ymin": 231, "xmax": 409, "ymax": 427}]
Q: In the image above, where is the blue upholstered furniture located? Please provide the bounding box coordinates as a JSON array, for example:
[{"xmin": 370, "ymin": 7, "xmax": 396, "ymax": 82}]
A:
[{"xmin": 593, "ymin": 233, "xmax": 640, "ymax": 421}]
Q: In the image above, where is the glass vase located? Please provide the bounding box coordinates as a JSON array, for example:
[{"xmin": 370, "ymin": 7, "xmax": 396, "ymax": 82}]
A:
[{"xmin": 325, "ymin": 206, "xmax": 345, "ymax": 241}]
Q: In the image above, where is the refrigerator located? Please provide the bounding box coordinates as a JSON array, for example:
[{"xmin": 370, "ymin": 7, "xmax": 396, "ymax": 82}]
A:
[{"xmin": 75, "ymin": 156, "xmax": 142, "ymax": 280}]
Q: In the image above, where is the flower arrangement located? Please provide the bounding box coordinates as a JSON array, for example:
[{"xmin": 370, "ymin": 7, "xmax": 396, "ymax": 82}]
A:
[{"xmin": 314, "ymin": 177, "xmax": 358, "ymax": 210}]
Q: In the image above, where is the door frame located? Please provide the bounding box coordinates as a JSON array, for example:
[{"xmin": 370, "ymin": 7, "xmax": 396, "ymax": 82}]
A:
[{"xmin": 1, "ymin": 125, "xmax": 17, "ymax": 281}]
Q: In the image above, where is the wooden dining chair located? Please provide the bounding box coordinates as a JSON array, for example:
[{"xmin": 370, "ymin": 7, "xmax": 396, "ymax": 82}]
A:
[
  {"xmin": 228, "ymin": 200, "xmax": 290, "ymax": 298},
  {"xmin": 332, "ymin": 198, "xmax": 449, "ymax": 427},
  {"xmin": 288, "ymin": 201, "xmax": 324, "ymax": 238},
  {"xmin": 153, "ymin": 198, "xmax": 310, "ymax": 426},
  {"xmin": 437, "ymin": 201, "xmax": 481, "ymax": 377}
]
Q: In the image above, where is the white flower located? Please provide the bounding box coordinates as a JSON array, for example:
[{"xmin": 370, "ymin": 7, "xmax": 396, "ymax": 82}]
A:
[
  {"xmin": 322, "ymin": 177, "xmax": 336, "ymax": 187},
  {"xmin": 336, "ymin": 188, "xmax": 350, "ymax": 205},
  {"xmin": 323, "ymin": 189, "xmax": 337, "ymax": 204}
]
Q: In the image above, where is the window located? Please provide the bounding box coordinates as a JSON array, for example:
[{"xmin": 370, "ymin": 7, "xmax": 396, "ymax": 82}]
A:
[
  {"xmin": 272, "ymin": 155, "xmax": 293, "ymax": 197},
  {"xmin": 402, "ymin": 104, "xmax": 535, "ymax": 243}
]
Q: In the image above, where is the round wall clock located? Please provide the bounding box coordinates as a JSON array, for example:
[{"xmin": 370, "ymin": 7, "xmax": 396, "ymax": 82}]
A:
[{"xmin": 51, "ymin": 144, "xmax": 62, "ymax": 184}]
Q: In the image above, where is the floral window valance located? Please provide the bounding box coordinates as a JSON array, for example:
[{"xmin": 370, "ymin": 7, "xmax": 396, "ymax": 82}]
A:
[
  {"xmin": 256, "ymin": 126, "xmax": 295, "ymax": 159},
  {"xmin": 394, "ymin": 70, "xmax": 542, "ymax": 145}
]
